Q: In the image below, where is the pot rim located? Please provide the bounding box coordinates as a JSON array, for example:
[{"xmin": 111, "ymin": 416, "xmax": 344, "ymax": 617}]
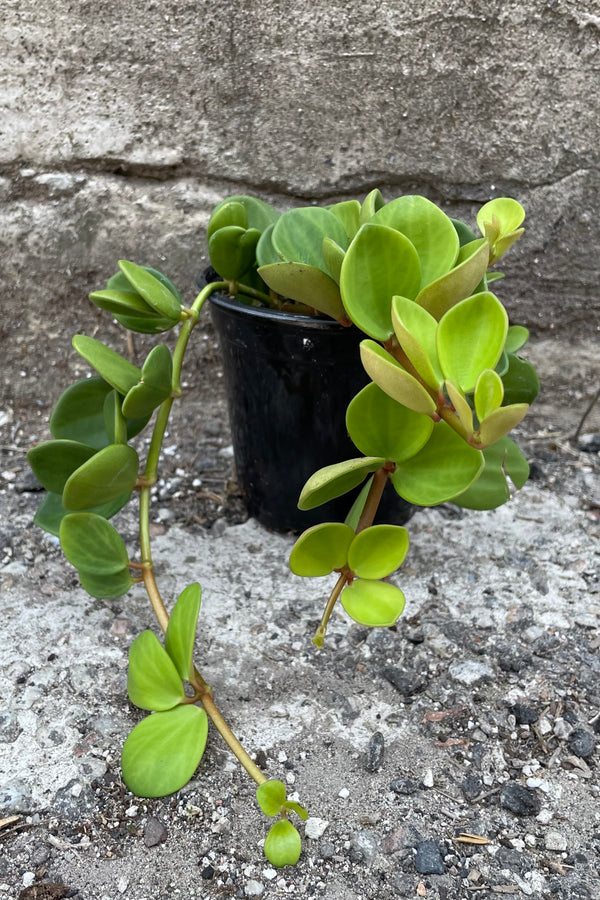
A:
[{"xmin": 208, "ymin": 286, "xmax": 354, "ymax": 332}]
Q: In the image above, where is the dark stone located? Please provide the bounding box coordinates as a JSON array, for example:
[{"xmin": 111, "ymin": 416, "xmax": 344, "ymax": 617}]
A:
[
  {"xmin": 414, "ymin": 840, "xmax": 445, "ymax": 875},
  {"xmin": 144, "ymin": 817, "xmax": 168, "ymax": 848},
  {"xmin": 495, "ymin": 846, "xmax": 529, "ymax": 875},
  {"xmin": 568, "ymin": 728, "xmax": 596, "ymax": 759},
  {"xmin": 512, "ymin": 703, "xmax": 539, "ymax": 725},
  {"xmin": 390, "ymin": 777, "xmax": 419, "ymax": 796},
  {"xmin": 461, "ymin": 774, "xmax": 483, "ymax": 801},
  {"xmin": 365, "ymin": 731, "xmax": 385, "ymax": 773},
  {"xmin": 500, "ymin": 782, "xmax": 541, "ymax": 817},
  {"xmin": 200, "ymin": 865, "xmax": 215, "ymax": 880},
  {"xmin": 380, "ymin": 666, "xmax": 425, "ymax": 697},
  {"xmin": 319, "ymin": 841, "xmax": 335, "ymax": 860}
]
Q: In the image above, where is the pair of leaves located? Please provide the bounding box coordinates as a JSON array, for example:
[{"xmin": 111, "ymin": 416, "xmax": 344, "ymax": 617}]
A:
[
  {"xmin": 90, "ymin": 262, "xmax": 183, "ymax": 334},
  {"xmin": 256, "ymin": 780, "xmax": 307, "ymax": 868},
  {"xmin": 122, "ymin": 584, "xmax": 207, "ymax": 798},
  {"xmin": 208, "ymin": 196, "xmax": 280, "ymax": 282},
  {"xmin": 59, "ymin": 512, "xmax": 133, "ymax": 598},
  {"xmin": 476, "ymin": 198, "xmax": 525, "ymax": 266},
  {"xmin": 290, "ymin": 523, "xmax": 408, "ymax": 628},
  {"xmin": 73, "ymin": 336, "xmax": 173, "ymax": 420}
]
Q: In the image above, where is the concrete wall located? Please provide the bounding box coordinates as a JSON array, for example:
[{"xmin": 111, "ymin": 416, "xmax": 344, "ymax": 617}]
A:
[{"xmin": 2, "ymin": 0, "xmax": 600, "ymax": 341}]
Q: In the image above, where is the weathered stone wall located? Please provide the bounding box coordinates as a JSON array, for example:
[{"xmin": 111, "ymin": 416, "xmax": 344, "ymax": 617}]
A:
[{"xmin": 2, "ymin": 0, "xmax": 600, "ymax": 341}]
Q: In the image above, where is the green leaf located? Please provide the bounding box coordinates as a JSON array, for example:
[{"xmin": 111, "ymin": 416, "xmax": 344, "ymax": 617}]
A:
[
  {"xmin": 477, "ymin": 403, "xmax": 529, "ymax": 447},
  {"xmin": 416, "ymin": 238, "xmax": 490, "ymax": 320},
  {"xmin": 322, "ymin": 237, "xmax": 345, "ymax": 284},
  {"xmin": 106, "ymin": 265, "xmax": 182, "ymax": 305},
  {"xmin": 207, "ymin": 199, "xmax": 248, "ymax": 239},
  {"xmin": 344, "ymin": 477, "xmax": 373, "ymax": 531},
  {"xmin": 372, "ymin": 196, "xmax": 460, "ymax": 287},
  {"xmin": 392, "ymin": 421, "xmax": 484, "ymax": 505},
  {"xmin": 256, "ymin": 224, "xmax": 281, "ymax": 267},
  {"xmin": 453, "ymin": 436, "xmax": 529, "ymax": 510},
  {"xmin": 347, "ymin": 525, "xmax": 409, "ymax": 579},
  {"xmin": 341, "ymin": 579, "xmax": 406, "ymax": 627},
  {"xmin": 62, "ymin": 443, "xmax": 139, "ymax": 510},
  {"xmin": 89, "ymin": 289, "xmax": 158, "ymax": 319},
  {"xmin": 78, "ymin": 567, "xmax": 133, "ymax": 599},
  {"xmin": 103, "ymin": 390, "xmax": 128, "ymax": 444},
  {"xmin": 118, "ymin": 261, "xmax": 182, "ymax": 320},
  {"xmin": 283, "ymin": 800, "xmax": 308, "ymax": 821},
  {"xmin": 436, "ymin": 292, "xmax": 508, "ymax": 393},
  {"xmin": 298, "ymin": 457, "xmax": 385, "ymax": 511},
  {"xmin": 501, "ymin": 354, "xmax": 540, "ymax": 405},
  {"xmin": 328, "ymin": 199, "xmax": 361, "ymax": 239},
  {"xmin": 258, "ymin": 262, "xmax": 347, "ymax": 322},
  {"xmin": 271, "ymin": 207, "xmax": 349, "ymax": 275},
  {"xmin": 445, "ymin": 380, "xmax": 474, "ymax": 434},
  {"xmin": 289, "ymin": 522, "xmax": 355, "ymax": 576},
  {"xmin": 346, "ymin": 382, "xmax": 434, "ymax": 461},
  {"xmin": 113, "ymin": 312, "xmax": 180, "ymax": 335},
  {"xmin": 50, "ymin": 377, "xmax": 113, "ymax": 449},
  {"xmin": 340, "ymin": 224, "xmax": 421, "ymax": 340},
  {"xmin": 59, "ymin": 512, "xmax": 129, "ymax": 575},
  {"xmin": 359, "ymin": 188, "xmax": 385, "ymax": 225},
  {"xmin": 360, "ymin": 341, "xmax": 437, "ymax": 416},
  {"xmin": 505, "ymin": 325, "xmax": 530, "ymax": 354},
  {"xmin": 122, "ymin": 704, "xmax": 208, "ymax": 798},
  {"xmin": 450, "ymin": 217, "xmax": 478, "ymax": 246},
  {"xmin": 122, "ymin": 382, "xmax": 169, "ymax": 419},
  {"xmin": 391, "ymin": 296, "xmax": 443, "ymax": 389},
  {"xmin": 165, "ymin": 583, "xmax": 202, "ymax": 681},
  {"xmin": 33, "ymin": 490, "xmax": 131, "ymax": 537},
  {"xmin": 209, "ymin": 195, "xmax": 280, "ymax": 234},
  {"xmin": 208, "ymin": 226, "xmax": 261, "ymax": 281},
  {"xmin": 477, "ymin": 198, "xmax": 525, "ymax": 242},
  {"xmin": 474, "ymin": 369, "xmax": 504, "ymax": 422},
  {"xmin": 28, "ymin": 440, "xmax": 96, "ymax": 494},
  {"xmin": 72, "ymin": 335, "xmax": 141, "ymax": 395},
  {"xmin": 256, "ymin": 779, "xmax": 287, "ymax": 817},
  {"xmin": 127, "ymin": 630, "xmax": 185, "ymax": 711},
  {"xmin": 263, "ymin": 820, "xmax": 302, "ymax": 868}
]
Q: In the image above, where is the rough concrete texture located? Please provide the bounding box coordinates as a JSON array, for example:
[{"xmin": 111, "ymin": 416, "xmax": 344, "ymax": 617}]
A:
[{"xmin": 2, "ymin": 0, "xmax": 600, "ymax": 337}]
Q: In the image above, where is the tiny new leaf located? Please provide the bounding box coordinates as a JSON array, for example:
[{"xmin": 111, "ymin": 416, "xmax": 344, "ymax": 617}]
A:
[
  {"xmin": 264, "ymin": 819, "xmax": 302, "ymax": 868},
  {"xmin": 256, "ymin": 779, "xmax": 287, "ymax": 817},
  {"xmin": 127, "ymin": 630, "xmax": 185, "ymax": 711},
  {"xmin": 121, "ymin": 704, "xmax": 208, "ymax": 798}
]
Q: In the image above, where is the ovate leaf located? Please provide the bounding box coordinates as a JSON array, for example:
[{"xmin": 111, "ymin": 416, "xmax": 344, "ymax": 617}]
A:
[
  {"xmin": 328, "ymin": 199, "xmax": 361, "ymax": 240},
  {"xmin": 474, "ymin": 369, "xmax": 504, "ymax": 422},
  {"xmin": 340, "ymin": 224, "xmax": 421, "ymax": 340},
  {"xmin": 33, "ymin": 490, "xmax": 131, "ymax": 537},
  {"xmin": 360, "ymin": 341, "xmax": 437, "ymax": 415},
  {"xmin": 28, "ymin": 440, "xmax": 96, "ymax": 494},
  {"xmin": 264, "ymin": 820, "xmax": 302, "ymax": 868},
  {"xmin": 62, "ymin": 444, "xmax": 139, "ymax": 509},
  {"xmin": 298, "ymin": 457, "xmax": 385, "ymax": 511},
  {"xmin": 208, "ymin": 226, "xmax": 261, "ymax": 281},
  {"xmin": 127, "ymin": 630, "xmax": 185, "ymax": 711},
  {"xmin": 165, "ymin": 583, "xmax": 202, "ymax": 681},
  {"xmin": 256, "ymin": 779, "xmax": 287, "ymax": 817},
  {"xmin": 346, "ymin": 382, "xmax": 434, "ymax": 461},
  {"xmin": 505, "ymin": 325, "xmax": 530, "ymax": 354},
  {"xmin": 347, "ymin": 525, "xmax": 409, "ymax": 579},
  {"xmin": 445, "ymin": 380, "xmax": 474, "ymax": 434},
  {"xmin": 50, "ymin": 377, "xmax": 113, "ymax": 449},
  {"xmin": 436, "ymin": 292, "xmax": 508, "ymax": 393},
  {"xmin": 258, "ymin": 262, "xmax": 347, "ymax": 321},
  {"xmin": 59, "ymin": 512, "xmax": 129, "ymax": 575},
  {"xmin": 121, "ymin": 704, "xmax": 208, "ymax": 798},
  {"xmin": 118, "ymin": 261, "xmax": 182, "ymax": 320},
  {"xmin": 207, "ymin": 200, "xmax": 247, "ymax": 239},
  {"xmin": 392, "ymin": 421, "xmax": 484, "ymax": 505},
  {"xmin": 359, "ymin": 188, "xmax": 385, "ymax": 225},
  {"xmin": 271, "ymin": 207, "xmax": 349, "ymax": 274},
  {"xmin": 416, "ymin": 238, "xmax": 490, "ymax": 320},
  {"xmin": 453, "ymin": 436, "xmax": 529, "ymax": 510},
  {"xmin": 341, "ymin": 579, "xmax": 406, "ymax": 627},
  {"xmin": 72, "ymin": 335, "xmax": 141, "ymax": 395},
  {"xmin": 477, "ymin": 403, "xmax": 529, "ymax": 447},
  {"xmin": 78, "ymin": 567, "xmax": 133, "ymax": 599},
  {"xmin": 501, "ymin": 354, "xmax": 540, "ymax": 405},
  {"xmin": 289, "ymin": 522, "xmax": 354, "ymax": 576},
  {"xmin": 391, "ymin": 295, "xmax": 442, "ymax": 389}
]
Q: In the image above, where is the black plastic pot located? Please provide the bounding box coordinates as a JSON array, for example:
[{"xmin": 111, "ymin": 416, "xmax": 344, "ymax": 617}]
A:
[{"xmin": 207, "ymin": 284, "xmax": 413, "ymax": 533}]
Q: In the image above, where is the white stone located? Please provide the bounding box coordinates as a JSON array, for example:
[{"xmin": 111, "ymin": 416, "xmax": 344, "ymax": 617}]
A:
[
  {"xmin": 338, "ymin": 788, "xmax": 349, "ymax": 799},
  {"xmin": 545, "ymin": 831, "xmax": 568, "ymax": 852},
  {"xmin": 449, "ymin": 660, "xmax": 493, "ymax": 686},
  {"xmin": 305, "ymin": 817, "xmax": 329, "ymax": 840}
]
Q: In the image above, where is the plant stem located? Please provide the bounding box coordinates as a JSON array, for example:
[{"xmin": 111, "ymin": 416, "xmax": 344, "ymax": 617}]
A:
[
  {"xmin": 313, "ymin": 572, "xmax": 348, "ymax": 648},
  {"xmin": 135, "ymin": 279, "xmax": 268, "ymax": 788}
]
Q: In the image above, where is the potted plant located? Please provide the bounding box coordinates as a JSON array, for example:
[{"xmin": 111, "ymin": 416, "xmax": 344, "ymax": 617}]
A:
[{"xmin": 27, "ymin": 190, "xmax": 539, "ymax": 867}]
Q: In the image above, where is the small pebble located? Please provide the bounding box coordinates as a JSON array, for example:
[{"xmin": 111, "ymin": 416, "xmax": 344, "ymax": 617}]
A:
[
  {"xmin": 365, "ymin": 732, "xmax": 385, "ymax": 773},
  {"xmin": 512, "ymin": 704, "xmax": 538, "ymax": 725},
  {"xmin": 244, "ymin": 880, "xmax": 265, "ymax": 897},
  {"xmin": 144, "ymin": 817, "xmax": 168, "ymax": 848},
  {"xmin": 500, "ymin": 782, "xmax": 541, "ymax": 817},
  {"xmin": 338, "ymin": 788, "xmax": 350, "ymax": 799},
  {"xmin": 545, "ymin": 831, "xmax": 568, "ymax": 852},
  {"xmin": 414, "ymin": 840, "xmax": 445, "ymax": 875},
  {"xmin": 568, "ymin": 729, "xmax": 596, "ymax": 759},
  {"xmin": 422, "ymin": 769, "xmax": 434, "ymax": 788},
  {"xmin": 448, "ymin": 660, "xmax": 493, "ymax": 686},
  {"xmin": 390, "ymin": 777, "xmax": 419, "ymax": 796},
  {"xmin": 305, "ymin": 817, "xmax": 329, "ymax": 840}
]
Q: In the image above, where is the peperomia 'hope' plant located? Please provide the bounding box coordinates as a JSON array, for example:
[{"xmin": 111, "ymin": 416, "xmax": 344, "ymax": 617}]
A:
[{"xmin": 28, "ymin": 190, "xmax": 538, "ymax": 866}]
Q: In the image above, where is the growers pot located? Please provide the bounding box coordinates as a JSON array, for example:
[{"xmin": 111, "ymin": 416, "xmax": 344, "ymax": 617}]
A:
[{"xmin": 206, "ymin": 283, "xmax": 413, "ymax": 533}]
